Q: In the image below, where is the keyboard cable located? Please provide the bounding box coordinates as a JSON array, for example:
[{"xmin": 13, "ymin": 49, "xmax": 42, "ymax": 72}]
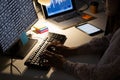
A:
[{"xmin": 10, "ymin": 58, "xmax": 22, "ymax": 75}]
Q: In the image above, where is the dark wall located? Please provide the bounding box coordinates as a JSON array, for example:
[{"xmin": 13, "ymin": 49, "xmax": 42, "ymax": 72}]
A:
[
  {"xmin": 74, "ymin": 0, "xmax": 105, "ymax": 12},
  {"xmin": 74, "ymin": 0, "xmax": 89, "ymax": 10}
]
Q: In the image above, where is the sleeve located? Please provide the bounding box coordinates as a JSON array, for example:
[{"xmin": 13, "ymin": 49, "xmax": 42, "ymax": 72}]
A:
[
  {"xmin": 62, "ymin": 61, "xmax": 95, "ymax": 80},
  {"xmin": 62, "ymin": 57, "xmax": 120, "ymax": 80},
  {"xmin": 93, "ymin": 57, "xmax": 120, "ymax": 80}
]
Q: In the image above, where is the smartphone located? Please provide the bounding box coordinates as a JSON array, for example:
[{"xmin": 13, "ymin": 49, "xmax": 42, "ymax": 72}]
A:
[{"xmin": 76, "ymin": 23, "xmax": 103, "ymax": 36}]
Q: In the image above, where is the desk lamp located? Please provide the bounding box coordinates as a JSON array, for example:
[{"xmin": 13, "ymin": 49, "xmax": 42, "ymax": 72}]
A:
[{"xmin": 37, "ymin": 0, "xmax": 51, "ymax": 6}]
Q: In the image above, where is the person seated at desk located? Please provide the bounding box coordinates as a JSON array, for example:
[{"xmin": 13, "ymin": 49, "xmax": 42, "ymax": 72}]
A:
[
  {"xmin": 104, "ymin": 0, "xmax": 120, "ymax": 35},
  {"xmin": 44, "ymin": 0, "xmax": 120, "ymax": 80}
]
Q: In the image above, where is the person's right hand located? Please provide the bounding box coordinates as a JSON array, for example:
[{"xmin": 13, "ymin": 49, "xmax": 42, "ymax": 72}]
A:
[
  {"xmin": 46, "ymin": 44, "xmax": 72, "ymax": 57},
  {"xmin": 44, "ymin": 50, "xmax": 67, "ymax": 69}
]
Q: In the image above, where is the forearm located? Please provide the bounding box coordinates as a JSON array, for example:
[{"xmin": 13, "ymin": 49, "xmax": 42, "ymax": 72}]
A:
[
  {"xmin": 54, "ymin": 34, "xmax": 112, "ymax": 57},
  {"xmin": 68, "ymin": 34, "xmax": 112, "ymax": 56}
]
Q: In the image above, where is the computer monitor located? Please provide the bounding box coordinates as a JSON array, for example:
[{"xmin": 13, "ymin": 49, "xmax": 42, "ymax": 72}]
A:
[
  {"xmin": 0, "ymin": 0, "xmax": 38, "ymax": 59},
  {"xmin": 41, "ymin": 0, "xmax": 75, "ymax": 18}
]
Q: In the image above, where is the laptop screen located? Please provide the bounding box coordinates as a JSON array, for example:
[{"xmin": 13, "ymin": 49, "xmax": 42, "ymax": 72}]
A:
[{"xmin": 41, "ymin": 0, "xmax": 75, "ymax": 18}]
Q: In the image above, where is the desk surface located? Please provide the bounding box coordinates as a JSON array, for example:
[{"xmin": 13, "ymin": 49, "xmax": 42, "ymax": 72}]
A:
[{"xmin": 0, "ymin": 10, "xmax": 107, "ymax": 80}]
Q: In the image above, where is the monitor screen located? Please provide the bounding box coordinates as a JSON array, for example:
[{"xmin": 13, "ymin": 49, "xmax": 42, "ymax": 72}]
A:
[
  {"xmin": 0, "ymin": 0, "xmax": 38, "ymax": 57},
  {"xmin": 41, "ymin": 0, "xmax": 75, "ymax": 18}
]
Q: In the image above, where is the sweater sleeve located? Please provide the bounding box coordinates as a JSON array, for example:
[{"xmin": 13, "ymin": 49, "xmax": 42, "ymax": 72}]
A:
[
  {"xmin": 62, "ymin": 57, "xmax": 120, "ymax": 80},
  {"xmin": 62, "ymin": 60, "xmax": 95, "ymax": 80}
]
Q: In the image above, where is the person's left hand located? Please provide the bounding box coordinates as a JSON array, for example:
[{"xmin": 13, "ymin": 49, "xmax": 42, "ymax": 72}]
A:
[{"xmin": 43, "ymin": 50, "xmax": 67, "ymax": 69}]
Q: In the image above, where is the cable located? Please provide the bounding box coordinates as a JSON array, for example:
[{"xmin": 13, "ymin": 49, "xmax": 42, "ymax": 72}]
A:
[
  {"xmin": 10, "ymin": 58, "xmax": 22, "ymax": 75},
  {"xmin": 10, "ymin": 59, "xmax": 13, "ymax": 75},
  {"xmin": 12, "ymin": 64, "xmax": 22, "ymax": 75},
  {"xmin": 78, "ymin": 0, "xmax": 89, "ymax": 12}
]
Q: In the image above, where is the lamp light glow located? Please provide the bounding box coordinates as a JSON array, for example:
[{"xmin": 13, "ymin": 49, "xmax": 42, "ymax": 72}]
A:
[{"xmin": 37, "ymin": 0, "xmax": 51, "ymax": 6}]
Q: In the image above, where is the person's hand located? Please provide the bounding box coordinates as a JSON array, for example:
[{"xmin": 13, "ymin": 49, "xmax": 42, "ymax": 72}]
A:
[
  {"xmin": 44, "ymin": 50, "xmax": 67, "ymax": 69},
  {"xmin": 46, "ymin": 44, "xmax": 72, "ymax": 57}
]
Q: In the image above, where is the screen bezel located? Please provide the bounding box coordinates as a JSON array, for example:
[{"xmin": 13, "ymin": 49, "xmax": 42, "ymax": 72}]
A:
[{"xmin": 41, "ymin": 0, "xmax": 76, "ymax": 19}]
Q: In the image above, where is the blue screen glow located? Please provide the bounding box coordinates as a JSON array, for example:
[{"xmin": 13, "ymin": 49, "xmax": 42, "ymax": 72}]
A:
[{"xmin": 46, "ymin": 0, "xmax": 73, "ymax": 16}]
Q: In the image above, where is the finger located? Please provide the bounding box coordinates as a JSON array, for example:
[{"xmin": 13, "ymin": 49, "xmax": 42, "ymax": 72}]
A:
[
  {"xmin": 46, "ymin": 50, "xmax": 55, "ymax": 55},
  {"xmin": 52, "ymin": 40, "xmax": 61, "ymax": 45},
  {"xmin": 44, "ymin": 53, "xmax": 52, "ymax": 57},
  {"xmin": 47, "ymin": 45, "xmax": 56, "ymax": 52},
  {"xmin": 44, "ymin": 50, "xmax": 55, "ymax": 58},
  {"xmin": 43, "ymin": 50, "xmax": 53, "ymax": 54},
  {"xmin": 49, "ymin": 40, "xmax": 63, "ymax": 47},
  {"xmin": 44, "ymin": 54, "xmax": 53, "ymax": 62},
  {"xmin": 44, "ymin": 50, "xmax": 64, "ymax": 60}
]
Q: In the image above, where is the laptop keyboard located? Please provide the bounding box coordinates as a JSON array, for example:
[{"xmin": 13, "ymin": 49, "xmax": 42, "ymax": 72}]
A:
[
  {"xmin": 24, "ymin": 32, "xmax": 67, "ymax": 70},
  {"xmin": 53, "ymin": 11, "xmax": 81, "ymax": 22}
]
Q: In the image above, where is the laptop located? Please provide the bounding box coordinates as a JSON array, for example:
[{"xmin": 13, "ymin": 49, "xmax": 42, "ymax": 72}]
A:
[{"xmin": 41, "ymin": 0, "xmax": 94, "ymax": 29}]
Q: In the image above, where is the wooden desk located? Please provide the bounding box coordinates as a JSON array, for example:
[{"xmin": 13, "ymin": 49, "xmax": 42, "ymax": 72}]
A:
[{"xmin": 0, "ymin": 10, "xmax": 107, "ymax": 80}]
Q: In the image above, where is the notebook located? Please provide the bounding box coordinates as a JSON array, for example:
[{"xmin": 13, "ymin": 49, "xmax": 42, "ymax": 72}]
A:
[{"xmin": 41, "ymin": 0, "xmax": 94, "ymax": 29}]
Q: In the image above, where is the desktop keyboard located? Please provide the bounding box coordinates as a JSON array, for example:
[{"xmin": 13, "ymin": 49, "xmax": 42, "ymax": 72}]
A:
[{"xmin": 24, "ymin": 32, "xmax": 67, "ymax": 70}]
